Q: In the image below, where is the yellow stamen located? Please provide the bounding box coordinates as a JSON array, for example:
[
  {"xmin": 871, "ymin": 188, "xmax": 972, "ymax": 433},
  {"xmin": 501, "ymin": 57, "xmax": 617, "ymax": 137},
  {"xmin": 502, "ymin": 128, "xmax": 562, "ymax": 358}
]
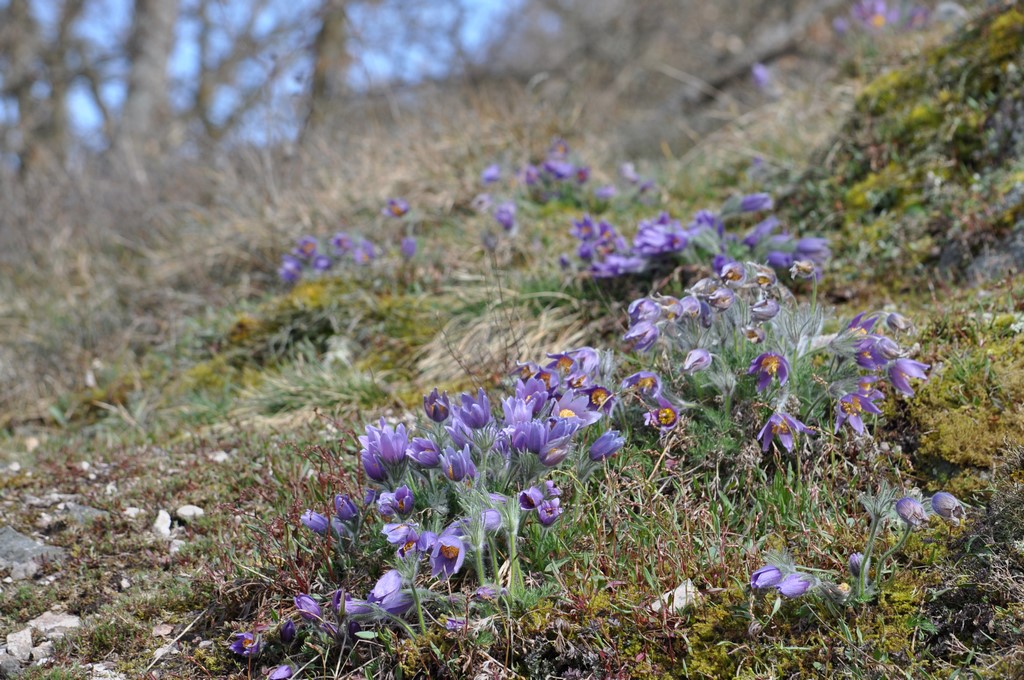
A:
[
  {"xmin": 558, "ymin": 408, "xmax": 576, "ymax": 418},
  {"xmin": 658, "ymin": 408, "xmax": 676, "ymax": 426},
  {"xmin": 440, "ymin": 544, "xmax": 460, "ymax": 559}
]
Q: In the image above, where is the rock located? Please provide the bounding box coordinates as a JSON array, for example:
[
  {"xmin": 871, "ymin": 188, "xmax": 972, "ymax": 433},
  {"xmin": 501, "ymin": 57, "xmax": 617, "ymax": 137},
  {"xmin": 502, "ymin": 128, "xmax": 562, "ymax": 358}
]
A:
[
  {"xmin": 650, "ymin": 579, "xmax": 701, "ymax": 613},
  {"xmin": 88, "ymin": 662, "xmax": 128, "ymax": 680},
  {"xmin": 0, "ymin": 526, "xmax": 65, "ymax": 580},
  {"xmin": 151, "ymin": 623, "xmax": 174, "ymax": 638},
  {"xmin": 208, "ymin": 450, "xmax": 230, "ymax": 463},
  {"xmin": 0, "ymin": 652, "xmax": 22, "ymax": 678},
  {"xmin": 24, "ymin": 437, "xmax": 39, "ymax": 452},
  {"xmin": 153, "ymin": 510, "xmax": 172, "ymax": 538},
  {"xmin": 30, "ymin": 641, "xmax": 53, "ymax": 662},
  {"xmin": 60, "ymin": 503, "xmax": 108, "ymax": 525},
  {"xmin": 28, "ymin": 611, "xmax": 81, "ymax": 639},
  {"xmin": 175, "ymin": 505, "xmax": 204, "ymax": 523},
  {"xmin": 5, "ymin": 628, "xmax": 32, "ymax": 662},
  {"xmin": 123, "ymin": 507, "xmax": 142, "ymax": 519},
  {"xmin": 6, "ymin": 461, "xmax": 20, "ymax": 473},
  {"xmin": 169, "ymin": 540, "xmax": 185, "ymax": 555}
]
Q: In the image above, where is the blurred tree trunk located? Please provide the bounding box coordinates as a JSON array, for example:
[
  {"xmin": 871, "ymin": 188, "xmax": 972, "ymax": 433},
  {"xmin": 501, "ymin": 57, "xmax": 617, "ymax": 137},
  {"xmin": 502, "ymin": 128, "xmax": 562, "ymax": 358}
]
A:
[
  {"xmin": 302, "ymin": 0, "xmax": 351, "ymax": 138},
  {"xmin": 115, "ymin": 0, "xmax": 180, "ymax": 157}
]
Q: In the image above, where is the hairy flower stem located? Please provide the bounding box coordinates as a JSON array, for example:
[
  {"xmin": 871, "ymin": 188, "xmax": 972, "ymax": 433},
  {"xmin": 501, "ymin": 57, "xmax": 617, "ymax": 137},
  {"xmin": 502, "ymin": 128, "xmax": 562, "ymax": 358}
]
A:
[
  {"xmin": 874, "ymin": 525, "xmax": 913, "ymax": 587},
  {"xmin": 506, "ymin": 517, "xmax": 524, "ymax": 597},
  {"xmin": 858, "ymin": 514, "xmax": 880, "ymax": 599},
  {"xmin": 410, "ymin": 584, "xmax": 427, "ymax": 633},
  {"xmin": 475, "ymin": 547, "xmax": 488, "ymax": 588}
]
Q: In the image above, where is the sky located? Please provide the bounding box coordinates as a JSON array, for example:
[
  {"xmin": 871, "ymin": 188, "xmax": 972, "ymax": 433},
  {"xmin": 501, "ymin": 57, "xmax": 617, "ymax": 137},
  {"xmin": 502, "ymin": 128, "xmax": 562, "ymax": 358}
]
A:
[{"xmin": 13, "ymin": 0, "xmax": 514, "ymax": 144}]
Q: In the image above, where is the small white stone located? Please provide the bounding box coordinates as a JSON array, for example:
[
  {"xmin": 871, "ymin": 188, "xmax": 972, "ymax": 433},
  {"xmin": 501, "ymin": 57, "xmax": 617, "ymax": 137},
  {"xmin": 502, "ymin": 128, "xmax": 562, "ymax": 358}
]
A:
[
  {"xmin": 7, "ymin": 461, "xmax": 21, "ymax": 472},
  {"xmin": 175, "ymin": 505, "xmax": 205, "ymax": 522},
  {"xmin": 6, "ymin": 627, "xmax": 33, "ymax": 662},
  {"xmin": 79, "ymin": 461, "xmax": 90, "ymax": 471},
  {"xmin": 208, "ymin": 450, "xmax": 230, "ymax": 463},
  {"xmin": 650, "ymin": 579, "xmax": 701, "ymax": 613},
  {"xmin": 124, "ymin": 507, "xmax": 143, "ymax": 519},
  {"xmin": 104, "ymin": 482, "xmax": 117, "ymax": 496},
  {"xmin": 169, "ymin": 540, "xmax": 186, "ymax": 555},
  {"xmin": 31, "ymin": 640, "xmax": 54, "ymax": 661},
  {"xmin": 120, "ymin": 578, "xmax": 131, "ymax": 590},
  {"xmin": 29, "ymin": 611, "xmax": 81, "ymax": 639},
  {"xmin": 24, "ymin": 437, "xmax": 40, "ymax": 452},
  {"xmin": 153, "ymin": 510, "xmax": 172, "ymax": 538}
]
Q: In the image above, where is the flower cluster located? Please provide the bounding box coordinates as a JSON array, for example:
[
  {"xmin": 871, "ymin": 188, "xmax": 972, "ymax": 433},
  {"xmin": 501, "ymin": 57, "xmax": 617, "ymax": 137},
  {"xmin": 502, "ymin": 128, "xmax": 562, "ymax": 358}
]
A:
[
  {"xmin": 749, "ymin": 487, "xmax": 966, "ymax": 609},
  {"xmin": 564, "ymin": 192, "xmax": 830, "ymax": 281},
  {"xmin": 834, "ymin": 1, "xmax": 931, "ymax": 35},
  {"xmin": 620, "ymin": 261, "xmax": 928, "ymax": 452},
  {"xmin": 290, "ymin": 346, "xmax": 624, "ymax": 641}
]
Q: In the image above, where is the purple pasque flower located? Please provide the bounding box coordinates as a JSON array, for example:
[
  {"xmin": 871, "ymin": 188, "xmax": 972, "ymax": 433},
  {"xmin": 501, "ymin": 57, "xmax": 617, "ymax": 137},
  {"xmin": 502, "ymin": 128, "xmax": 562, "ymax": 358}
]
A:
[
  {"xmin": 352, "ymin": 240, "xmax": 376, "ymax": 265},
  {"xmin": 537, "ymin": 497, "xmax": 562, "ymax": 526},
  {"xmin": 423, "ymin": 388, "xmax": 451, "ymax": 423},
  {"xmin": 719, "ymin": 261, "xmax": 747, "ymax": 286},
  {"xmin": 743, "ymin": 325, "xmax": 766, "ymax": 344},
  {"xmin": 520, "ymin": 164, "xmax": 540, "ymax": 186},
  {"xmin": 930, "ymin": 491, "xmax": 965, "ymax": 525},
  {"xmin": 589, "ymin": 430, "xmax": 624, "ymax": 461},
  {"xmin": 384, "ymin": 198, "xmax": 409, "ymax": 218},
  {"xmin": 748, "ymin": 352, "xmax": 790, "ymax": 392},
  {"xmin": 895, "ymin": 497, "xmax": 928, "ymax": 528},
  {"xmin": 481, "ymin": 164, "xmax": 501, "ymax": 184},
  {"xmin": 408, "ymin": 437, "xmax": 441, "ymax": 467},
  {"xmin": 431, "ymin": 528, "xmax": 467, "ymax": 580},
  {"xmin": 857, "ymin": 376, "xmax": 885, "ymax": 400},
  {"xmin": 312, "ymin": 254, "xmax": 332, "ymax": 271},
  {"xmin": 757, "ymin": 411, "xmax": 812, "ymax": 452},
  {"xmin": 621, "ymin": 371, "xmax": 662, "ymax": 398},
  {"xmin": 445, "ymin": 617, "xmax": 468, "ymax": 632},
  {"xmin": 853, "ymin": 336, "xmax": 889, "ymax": 371},
  {"xmin": 848, "ymin": 552, "xmax": 863, "ymax": 578},
  {"xmin": 751, "ymin": 62, "xmax": 771, "ymax": 90},
  {"xmin": 795, "ymin": 237, "xmax": 831, "ymax": 264},
  {"xmin": 382, "ymin": 521, "xmax": 418, "ymax": 548},
  {"xmin": 633, "ymin": 217, "xmax": 687, "ymax": 256},
  {"xmin": 628, "ymin": 297, "xmax": 661, "ymax": 325},
  {"xmin": 852, "ymin": 0, "xmax": 900, "ymax": 30},
  {"xmin": 624, "ymin": 321, "xmax": 660, "ymax": 352},
  {"xmin": 269, "ymin": 666, "xmax": 293, "ymax": 679},
  {"xmin": 581, "ymin": 384, "xmax": 615, "ymax": 413},
  {"xmin": 331, "ymin": 231, "xmax": 354, "ymax": 254},
  {"xmin": 750, "ymin": 565, "xmax": 783, "ymax": 589},
  {"xmin": 377, "ymin": 485, "xmax": 414, "ymax": 517},
  {"xmin": 439, "ymin": 445, "xmax": 477, "ymax": 483},
  {"xmin": 361, "ymin": 419, "xmax": 409, "ymax": 466},
  {"xmin": 514, "ymin": 377, "xmax": 551, "ymax": 415},
  {"xmin": 644, "ymin": 396, "xmax": 680, "ymax": 431},
  {"xmin": 400, "ymin": 236, "xmax": 417, "ymax": 260},
  {"xmin": 456, "ymin": 388, "xmax": 492, "ymax": 429},
  {"xmin": 480, "ymin": 509, "xmax": 502, "ymax": 532},
  {"xmin": 766, "ymin": 250, "xmax": 794, "ymax": 269},
  {"xmin": 740, "ymin": 193, "xmax": 774, "ymax": 213},
  {"xmin": 543, "ymin": 158, "xmax": 574, "ymax": 180},
  {"xmin": 575, "ymin": 166, "xmax": 590, "ymax": 184},
  {"xmin": 776, "ymin": 573, "xmax": 813, "ymax": 598},
  {"xmin": 834, "ymin": 391, "xmax": 882, "ymax": 435},
  {"xmin": 278, "ymin": 255, "xmax": 302, "ymax": 283},
  {"xmin": 549, "ymin": 136, "xmax": 570, "ymax": 158},
  {"xmin": 294, "ymin": 236, "xmax": 318, "ymax": 259},
  {"xmin": 572, "ymin": 214, "xmax": 598, "ymax": 241},
  {"xmin": 888, "ymin": 358, "xmax": 929, "ymax": 397},
  {"xmin": 544, "ymin": 480, "xmax": 562, "ymax": 498},
  {"xmin": 591, "ymin": 254, "xmax": 647, "ymax": 278},
  {"xmin": 595, "ymin": 184, "xmax": 617, "ymax": 200},
  {"xmin": 847, "ymin": 311, "xmax": 881, "ymax": 336},
  {"xmin": 743, "ymin": 215, "xmax": 781, "ymax": 248},
  {"xmin": 368, "ymin": 569, "xmax": 413, "ymax": 615},
  {"xmin": 683, "ymin": 348, "xmax": 713, "ymax": 373},
  {"xmin": 750, "ymin": 298, "xmax": 780, "ymax": 322},
  {"xmin": 552, "ymin": 391, "xmax": 602, "ymax": 426},
  {"xmin": 619, "ymin": 161, "xmax": 640, "ymax": 184},
  {"xmin": 494, "ymin": 201, "xmax": 517, "ymax": 233},
  {"xmin": 519, "ymin": 486, "xmax": 545, "ymax": 511},
  {"xmin": 280, "ymin": 619, "xmax": 296, "ymax": 644},
  {"xmin": 334, "ymin": 494, "xmax": 359, "ymax": 522},
  {"xmin": 707, "ymin": 287, "xmax": 736, "ymax": 311},
  {"xmin": 301, "ymin": 510, "xmax": 329, "ymax": 535},
  {"xmin": 294, "ymin": 594, "xmax": 321, "ymax": 622},
  {"xmin": 886, "ymin": 312, "xmax": 912, "ymax": 333},
  {"xmin": 228, "ymin": 631, "xmax": 262, "ymax": 657}
]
